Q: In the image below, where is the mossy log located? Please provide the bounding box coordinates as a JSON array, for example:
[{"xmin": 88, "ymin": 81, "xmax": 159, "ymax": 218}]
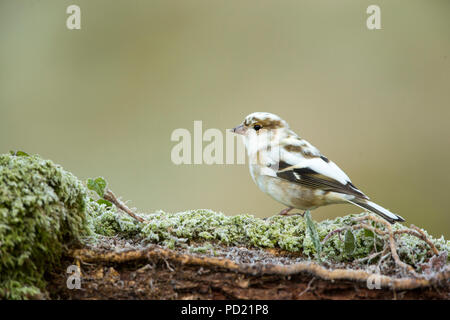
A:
[
  {"xmin": 46, "ymin": 244, "xmax": 448, "ymax": 299},
  {"xmin": 1, "ymin": 153, "xmax": 449, "ymax": 299}
]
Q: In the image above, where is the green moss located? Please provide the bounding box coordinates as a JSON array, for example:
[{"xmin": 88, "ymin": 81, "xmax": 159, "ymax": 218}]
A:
[{"xmin": 0, "ymin": 154, "xmax": 89, "ymax": 299}]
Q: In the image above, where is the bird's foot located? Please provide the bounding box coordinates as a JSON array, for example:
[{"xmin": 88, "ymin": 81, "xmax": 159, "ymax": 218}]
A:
[
  {"xmin": 298, "ymin": 211, "xmax": 306, "ymax": 218},
  {"xmin": 277, "ymin": 207, "xmax": 308, "ymax": 217},
  {"xmin": 278, "ymin": 207, "xmax": 294, "ymax": 216}
]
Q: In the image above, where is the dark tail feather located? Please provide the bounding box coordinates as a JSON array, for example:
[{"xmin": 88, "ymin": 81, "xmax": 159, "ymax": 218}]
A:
[{"xmin": 348, "ymin": 199, "xmax": 405, "ymax": 224}]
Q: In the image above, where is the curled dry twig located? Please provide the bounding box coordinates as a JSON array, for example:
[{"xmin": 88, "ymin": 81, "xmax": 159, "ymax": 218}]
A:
[
  {"xmin": 410, "ymin": 224, "xmax": 439, "ymax": 256},
  {"xmin": 322, "ymin": 214, "xmax": 442, "ymax": 276}
]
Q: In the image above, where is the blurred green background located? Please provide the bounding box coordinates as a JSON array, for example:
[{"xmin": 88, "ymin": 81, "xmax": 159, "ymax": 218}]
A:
[{"xmin": 1, "ymin": 1, "xmax": 449, "ymax": 237}]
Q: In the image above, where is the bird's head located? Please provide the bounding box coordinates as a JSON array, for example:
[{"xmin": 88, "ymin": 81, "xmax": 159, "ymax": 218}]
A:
[
  {"xmin": 231, "ymin": 112, "xmax": 289, "ymax": 136},
  {"xmin": 231, "ymin": 112, "xmax": 290, "ymax": 153}
]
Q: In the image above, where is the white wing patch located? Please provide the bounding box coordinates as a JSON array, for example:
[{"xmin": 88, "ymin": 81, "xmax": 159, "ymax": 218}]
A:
[{"xmin": 280, "ymin": 149, "xmax": 351, "ymax": 185}]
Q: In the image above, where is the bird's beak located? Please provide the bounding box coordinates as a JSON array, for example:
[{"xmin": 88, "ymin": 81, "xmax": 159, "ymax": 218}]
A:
[{"xmin": 230, "ymin": 124, "xmax": 246, "ymax": 135}]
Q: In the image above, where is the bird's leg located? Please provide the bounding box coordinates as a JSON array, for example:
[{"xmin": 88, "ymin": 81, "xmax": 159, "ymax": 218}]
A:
[
  {"xmin": 298, "ymin": 210, "xmax": 307, "ymax": 218},
  {"xmin": 278, "ymin": 207, "xmax": 294, "ymax": 216}
]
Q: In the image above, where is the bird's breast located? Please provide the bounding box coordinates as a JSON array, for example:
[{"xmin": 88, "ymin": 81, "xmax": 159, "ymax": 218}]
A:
[{"xmin": 254, "ymin": 174, "xmax": 347, "ymax": 210}]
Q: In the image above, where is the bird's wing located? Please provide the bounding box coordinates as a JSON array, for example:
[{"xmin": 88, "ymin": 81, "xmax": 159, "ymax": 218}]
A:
[{"xmin": 275, "ymin": 145, "xmax": 368, "ymax": 199}]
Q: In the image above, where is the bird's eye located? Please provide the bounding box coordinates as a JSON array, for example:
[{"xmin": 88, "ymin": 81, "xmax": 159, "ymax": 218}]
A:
[{"xmin": 253, "ymin": 124, "xmax": 262, "ymax": 131}]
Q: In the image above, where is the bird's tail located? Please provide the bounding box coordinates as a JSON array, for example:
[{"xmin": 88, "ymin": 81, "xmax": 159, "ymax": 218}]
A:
[{"xmin": 348, "ymin": 198, "xmax": 405, "ymax": 224}]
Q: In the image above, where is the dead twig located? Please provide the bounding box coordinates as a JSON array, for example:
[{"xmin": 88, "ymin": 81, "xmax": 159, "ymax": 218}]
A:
[
  {"xmin": 357, "ymin": 214, "xmax": 418, "ymax": 276},
  {"xmin": 298, "ymin": 277, "xmax": 315, "ymax": 297},
  {"xmin": 322, "ymin": 214, "xmax": 439, "ymax": 277},
  {"xmin": 377, "ymin": 245, "xmax": 391, "ymax": 269},
  {"xmin": 103, "ymin": 189, "xmax": 146, "ymax": 223},
  {"xmin": 410, "ymin": 225, "xmax": 439, "ymax": 256},
  {"xmin": 355, "ymin": 250, "xmax": 383, "ymax": 264},
  {"xmin": 386, "ymin": 223, "xmax": 418, "ymax": 276},
  {"xmin": 321, "ymin": 227, "xmax": 349, "ymax": 244}
]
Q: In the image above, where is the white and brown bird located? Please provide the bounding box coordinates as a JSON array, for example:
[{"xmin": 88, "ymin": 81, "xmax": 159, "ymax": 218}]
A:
[{"xmin": 231, "ymin": 112, "xmax": 404, "ymax": 224}]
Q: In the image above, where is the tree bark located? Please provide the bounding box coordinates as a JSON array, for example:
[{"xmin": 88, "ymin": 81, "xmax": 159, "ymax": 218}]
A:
[{"xmin": 46, "ymin": 245, "xmax": 449, "ymax": 300}]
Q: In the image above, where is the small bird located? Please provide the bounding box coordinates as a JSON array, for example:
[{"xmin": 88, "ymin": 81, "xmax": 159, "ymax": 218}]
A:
[{"xmin": 231, "ymin": 112, "xmax": 404, "ymax": 224}]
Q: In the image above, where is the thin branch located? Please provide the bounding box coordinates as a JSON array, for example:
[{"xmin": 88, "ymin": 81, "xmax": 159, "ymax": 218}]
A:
[
  {"xmin": 322, "ymin": 214, "xmax": 435, "ymax": 276},
  {"xmin": 386, "ymin": 223, "xmax": 418, "ymax": 276},
  {"xmin": 410, "ymin": 225, "xmax": 439, "ymax": 256},
  {"xmin": 298, "ymin": 277, "xmax": 315, "ymax": 297},
  {"xmin": 355, "ymin": 250, "xmax": 383, "ymax": 264},
  {"xmin": 103, "ymin": 189, "xmax": 146, "ymax": 223},
  {"xmin": 321, "ymin": 227, "xmax": 349, "ymax": 244},
  {"xmin": 377, "ymin": 245, "xmax": 392, "ymax": 270}
]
